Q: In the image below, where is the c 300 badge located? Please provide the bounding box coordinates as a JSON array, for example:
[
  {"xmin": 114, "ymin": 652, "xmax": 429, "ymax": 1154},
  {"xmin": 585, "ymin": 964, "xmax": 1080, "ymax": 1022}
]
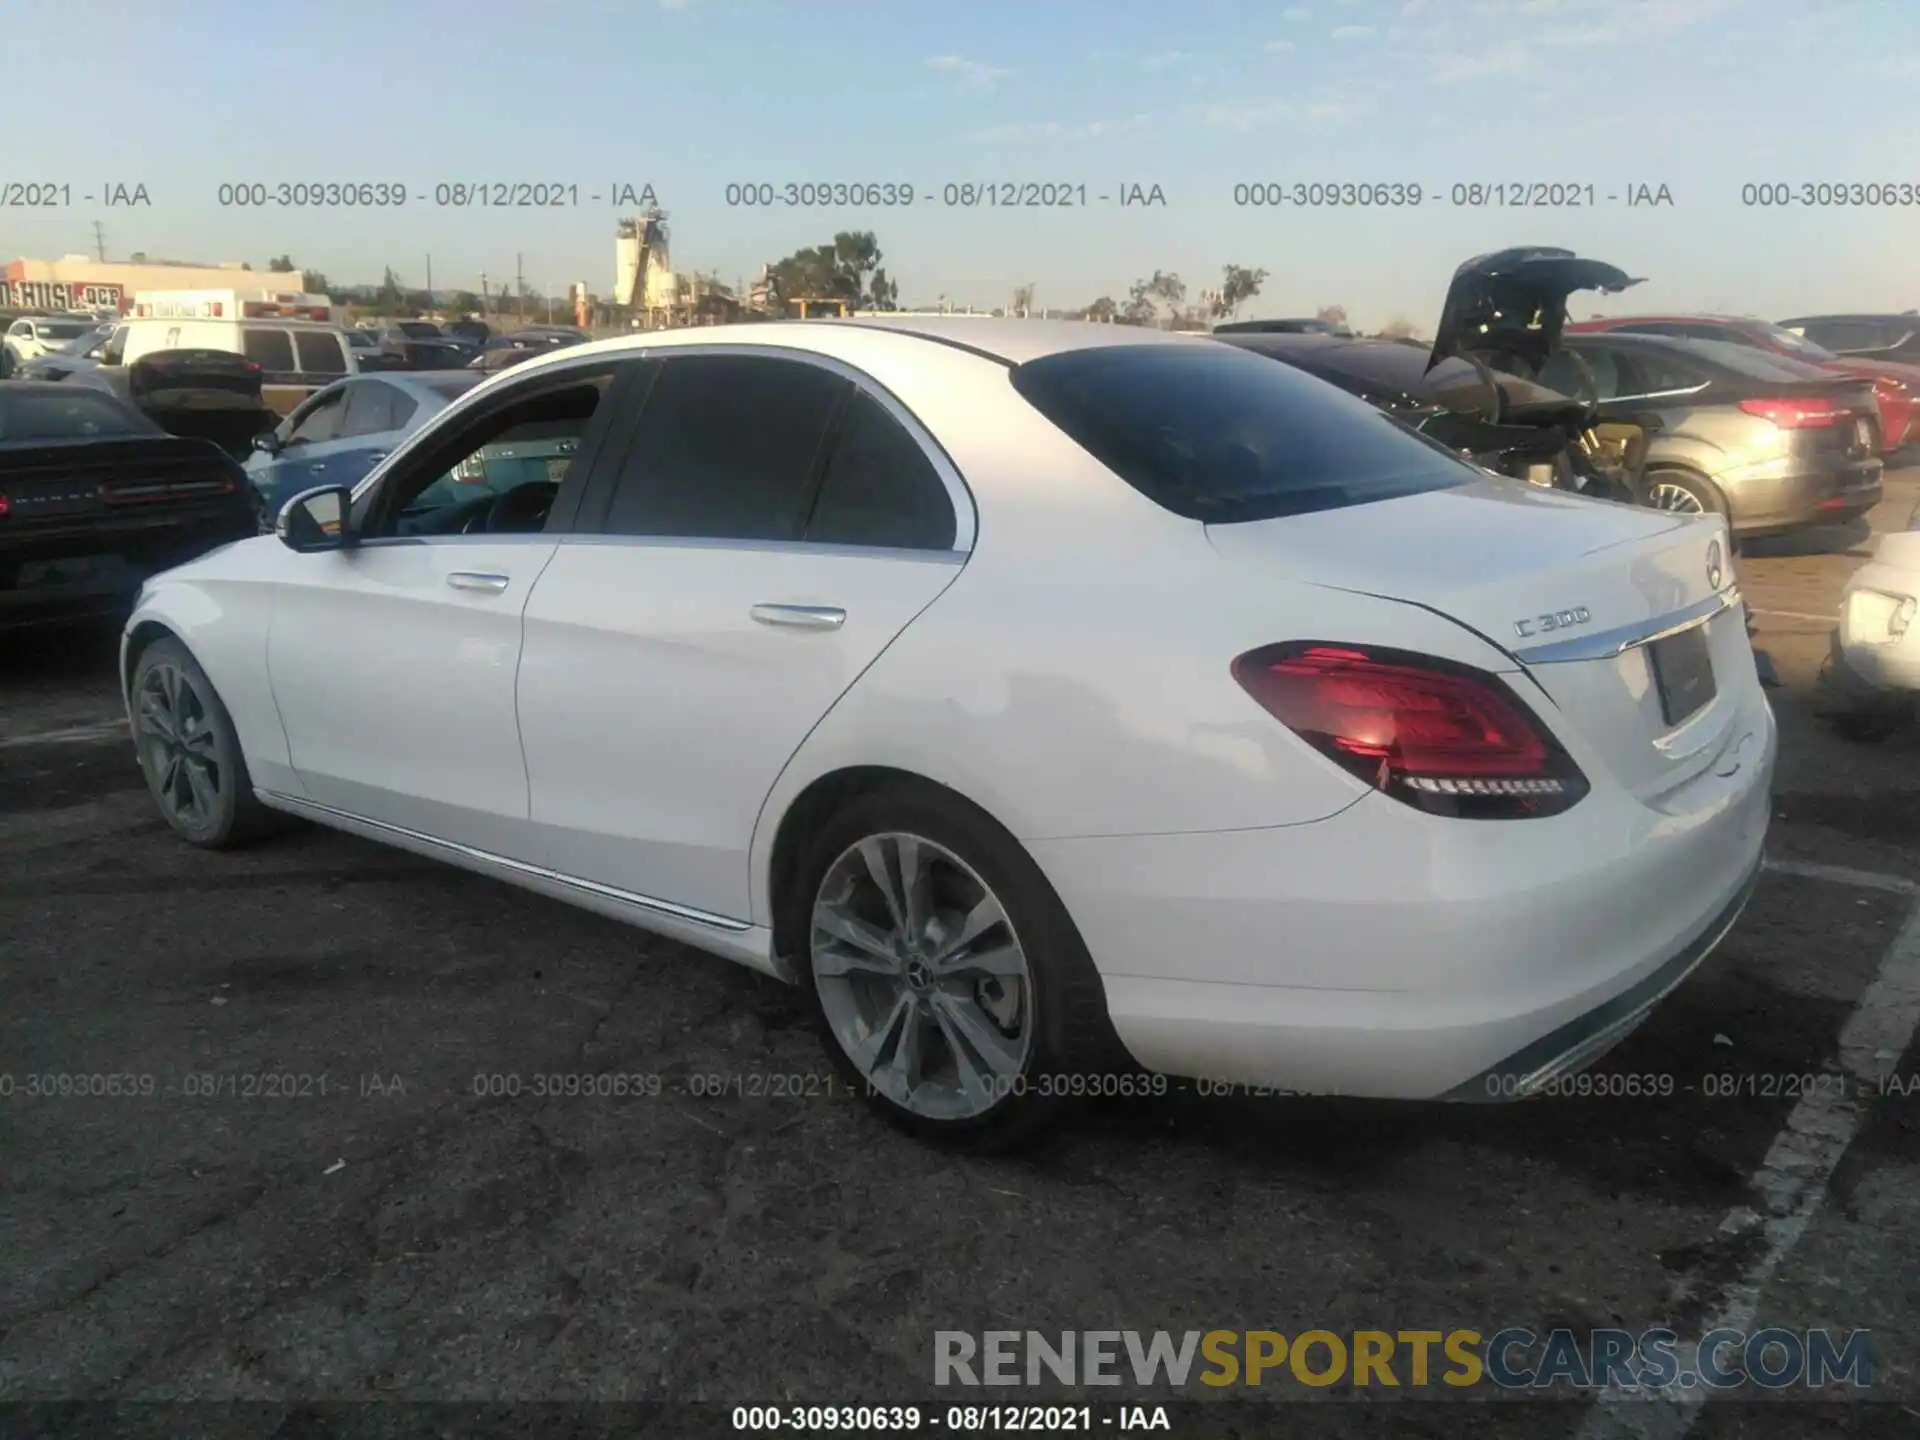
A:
[{"xmin": 1514, "ymin": 606, "xmax": 1592, "ymax": 639}]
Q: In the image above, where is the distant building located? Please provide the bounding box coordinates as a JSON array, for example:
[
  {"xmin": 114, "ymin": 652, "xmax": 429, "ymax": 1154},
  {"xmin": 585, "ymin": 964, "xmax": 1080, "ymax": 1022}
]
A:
[{"xmin": 3, "ymin": 255, "xmax": 300, "ymax": 313}]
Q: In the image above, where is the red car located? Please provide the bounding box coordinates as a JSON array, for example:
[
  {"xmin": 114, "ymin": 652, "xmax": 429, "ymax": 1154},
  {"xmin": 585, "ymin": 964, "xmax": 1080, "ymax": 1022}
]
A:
[{"xmin": 1566, "ymin": 314, "xmax": 1920, "ymax": 454}]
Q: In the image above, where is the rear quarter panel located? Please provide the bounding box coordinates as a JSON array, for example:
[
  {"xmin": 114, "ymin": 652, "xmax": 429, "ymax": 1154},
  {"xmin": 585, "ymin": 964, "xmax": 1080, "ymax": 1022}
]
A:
[{"xmin": 744, "ymin": 356, "xmax": 1522, "ymax": 926}]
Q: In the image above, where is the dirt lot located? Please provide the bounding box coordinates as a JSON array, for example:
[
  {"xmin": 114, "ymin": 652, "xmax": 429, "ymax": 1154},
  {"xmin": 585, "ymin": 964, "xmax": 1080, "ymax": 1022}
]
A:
[{"xmin": 4, "ymin": 478, "xmax": 1920, "ymax": 1438}]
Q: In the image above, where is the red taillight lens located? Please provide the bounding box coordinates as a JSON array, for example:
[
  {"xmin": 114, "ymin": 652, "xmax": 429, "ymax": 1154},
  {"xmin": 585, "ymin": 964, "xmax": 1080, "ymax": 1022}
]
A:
[
  {"xmin": 1737, "ymin": 396, "xmax": 1852, "ymax": 428},
  {"xmin": 0, "ymin": 493, "xmax": 10, "ymax": 518},
  {"xmin": 1231, "ymin": 643, "xmax": 1588, "ymax": 819}
]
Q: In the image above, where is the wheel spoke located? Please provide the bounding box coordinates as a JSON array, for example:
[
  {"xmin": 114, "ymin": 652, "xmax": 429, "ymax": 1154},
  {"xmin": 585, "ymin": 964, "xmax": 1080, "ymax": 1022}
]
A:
[
  {"xmin": 929, "ymin": 894, "xmax": 1008, "ymax": 965},
  {"xmin": 156, "ymin": 752, "xmax": 182, "ymax": 807},
  {"xmin": 849, "ymin": 991, "xmax": 914, "ymax": 1075},
  {"xmin": 178, "ymin": 719, "xmax": 217, "ymax": 757},
  {"xmin": 896, "ymin": 835, "xmax": 936, "ymax": 944},
  {"xmin": 934, "ymin": 941, "xmax": 1025, "ymax": 981},
  {"xmin": 137, "ymin": 693, "xmax": 177, "ymax": 744},
  {"xmin": 184, "ymin": 757, "xmax": 219, "ymax": 815},
  {"xmin": 159, "ymin": 664, "xmax": 182, "ymax": 714},
  {"xmin": 928, "ymin": 995, "xmax": 998, "ymax": 1110},
  {"xmin": 857, "ymin": 837, "xmax": 908, "ymax": 934},
  {"xmin": 929, "ymin": 990, "xmax": 1025, "ymax": 1082},
  {"xmin": 869, "ymin": 1002, "xmax": 926, "ymax": 1102},
  {"xmin": 811, "ymin": 904, "xmax": 900, "ymax": 972}
]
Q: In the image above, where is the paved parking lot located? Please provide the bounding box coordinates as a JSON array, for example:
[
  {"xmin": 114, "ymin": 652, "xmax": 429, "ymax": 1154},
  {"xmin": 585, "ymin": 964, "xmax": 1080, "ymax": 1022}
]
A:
[{"xmin": 5, "ymin": 479, "xmax": 1920, "ymax": 1438}]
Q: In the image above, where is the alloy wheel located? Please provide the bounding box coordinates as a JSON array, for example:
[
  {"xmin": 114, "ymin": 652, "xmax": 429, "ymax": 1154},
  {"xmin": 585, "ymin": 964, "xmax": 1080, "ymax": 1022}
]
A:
[
  {"xmin": 137, "ymin": 662, "xmax": 222, "ymax": 825},
  {"xmin": 1646, "ymin": 481, "xmax": 1707, "ymax": 515},
  {"xmin": 810, "ymin": 832, "xmax": 1034, "ymax": 1121}
]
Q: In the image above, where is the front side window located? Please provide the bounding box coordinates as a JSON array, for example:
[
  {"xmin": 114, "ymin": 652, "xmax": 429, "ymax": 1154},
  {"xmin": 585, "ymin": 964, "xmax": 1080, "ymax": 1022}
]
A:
[
  {"xmin": 365, "ymin": 371, "xmax": 616, "ymax": 538},
  {"xmin": 286, "ymin": 389, "xmax": 347, "ymax": 445},
  {"xmin": 1011, "ymin": 343, "xmax": 1474, "ymax": 524},
  {"xmin": 599, "ymin": 354, "xmax": 849, "ymax": 541}
]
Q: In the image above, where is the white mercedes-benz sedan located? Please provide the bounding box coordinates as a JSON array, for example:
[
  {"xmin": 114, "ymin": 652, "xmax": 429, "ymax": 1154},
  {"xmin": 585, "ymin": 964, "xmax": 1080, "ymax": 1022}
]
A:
[{"xmin": 120, "ymin": 318, "xmax": 1775, "ymax": 1147}]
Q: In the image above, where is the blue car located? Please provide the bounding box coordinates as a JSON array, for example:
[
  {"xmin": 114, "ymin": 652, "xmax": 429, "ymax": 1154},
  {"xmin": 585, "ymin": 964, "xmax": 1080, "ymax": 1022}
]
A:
[{"xmin": 245, "ymin": 371, "xmax": 483, "ymax": 521}]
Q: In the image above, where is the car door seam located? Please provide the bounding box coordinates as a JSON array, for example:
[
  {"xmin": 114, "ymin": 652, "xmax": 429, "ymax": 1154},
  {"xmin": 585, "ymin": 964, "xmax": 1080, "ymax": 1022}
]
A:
[{"xmin": 512, "ymin": 542, "xmax": 569, "ymax": 821}]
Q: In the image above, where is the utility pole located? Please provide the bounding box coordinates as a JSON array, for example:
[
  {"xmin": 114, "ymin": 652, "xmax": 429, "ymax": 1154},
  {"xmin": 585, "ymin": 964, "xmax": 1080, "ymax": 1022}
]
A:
[
  {"xmin": 480, "ymin": 272, "xmax": 488, "ymax": 318},
  {"xmin": 425, "ymin": 254, "xmax": 433, "ymax": 304},
  {"xmin": 93, "ymin": 221, "xmax": 106, "ymax": 262},
  {"xmin": 515, "ymin": 253, "xmax": 525, "ymax": 325}
]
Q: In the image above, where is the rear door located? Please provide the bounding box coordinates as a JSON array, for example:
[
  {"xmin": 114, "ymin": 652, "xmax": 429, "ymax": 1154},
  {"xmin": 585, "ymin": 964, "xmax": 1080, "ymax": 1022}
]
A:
[
  {"xmin": 516, "ymin": 349, "xmax": 972, "ymax": 921},
  {"xmin": 328, "ymin": 378, "xmax": 418, "ymax": 487}
]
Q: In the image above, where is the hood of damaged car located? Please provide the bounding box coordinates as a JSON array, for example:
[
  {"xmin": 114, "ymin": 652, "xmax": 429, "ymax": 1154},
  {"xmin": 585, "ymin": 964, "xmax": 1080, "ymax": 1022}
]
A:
[{"xmin": 1426, "ymin": 247, "xmax": 1643, "ymax": 376}]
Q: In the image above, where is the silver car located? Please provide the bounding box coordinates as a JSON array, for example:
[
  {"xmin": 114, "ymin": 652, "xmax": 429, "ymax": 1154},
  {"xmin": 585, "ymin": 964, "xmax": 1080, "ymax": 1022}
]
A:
[{"xmin": 1539, "ymin": 334, "xmax": 1883, "ymax": 536}]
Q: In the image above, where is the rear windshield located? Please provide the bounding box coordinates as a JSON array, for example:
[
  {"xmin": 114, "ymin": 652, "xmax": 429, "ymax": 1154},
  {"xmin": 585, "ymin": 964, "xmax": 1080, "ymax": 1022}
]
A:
[
  {"xmin": 295, "ymin": 330, "xmax": 347, "ymax": 374},
  {"xmin": 34, "ymin": 321, "xmax": 92, "ymax": 340},
  {"xmin": 1757, "ymin": 323, "xmax": 1837, "ymax": 361},
  {"xmin": 1678, "ymin": 339, "xmax": 1836, "ymax": 383},
  {"xmin": 396, "ymin": 322, "xmax": 441, "ymax": 338},
  {"xmin": 0, "ymin": 389, "xmax": 157, "ymax": 441},
  {"xmin": 1009, "ymin": 343, "xmax": 1475, "ymax": 524}
]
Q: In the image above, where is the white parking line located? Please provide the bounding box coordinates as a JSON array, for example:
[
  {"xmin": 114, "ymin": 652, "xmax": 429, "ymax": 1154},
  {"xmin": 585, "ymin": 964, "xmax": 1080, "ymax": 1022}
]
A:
[
  {"xmin": 0, "ymin": 719, "xmax": 127, "ymax": 748},
  {"xmin": 1748, "ymin": 608, "xmax": 1836, "ymax": 625},
  {"xmin": 1764, "ymin": 858, "xmax": 1918, "ymax": 895},
  {"xmin": 1577, "ymin": 888, "xmax": 1920, "ymax": 1438}
]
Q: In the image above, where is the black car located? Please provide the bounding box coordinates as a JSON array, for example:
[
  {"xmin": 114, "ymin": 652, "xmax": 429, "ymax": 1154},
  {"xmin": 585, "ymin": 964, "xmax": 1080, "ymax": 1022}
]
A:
[
  {"xmin": 1219, "ymin": 248, "xmax": 1652, "ymax": 500},
  {"xmin": 1212, "ymin": 318, "xmax": 1355, "ymax": 337},
  {"xmin": 1777, "ymin": 313, "xmax": 1920, "ymax": 367},
  {"xmin": 377, "ymin": 338, "xmax": 480, "ymax": 371},
  {"xmin": 443, "ymin": 319, "xmax": 492, "ymax": 346},
  {"xmin": 0, "ymin": 383, "xmax": 259, "ymax": 631}
]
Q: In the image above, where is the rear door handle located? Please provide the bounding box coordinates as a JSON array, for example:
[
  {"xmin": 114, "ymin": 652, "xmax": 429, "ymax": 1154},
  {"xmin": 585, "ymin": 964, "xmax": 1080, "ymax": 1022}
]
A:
[
  {"xmin": 447, "ymin": 571, "xmax": 510, "ymax": 594},
  {"xmin": 750, "ymin": 603, "xmax": 846, "ymax": 631}
]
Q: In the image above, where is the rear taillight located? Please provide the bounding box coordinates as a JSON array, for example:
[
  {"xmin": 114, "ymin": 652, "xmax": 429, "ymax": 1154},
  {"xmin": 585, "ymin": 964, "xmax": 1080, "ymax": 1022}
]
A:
[
  {"xmin": 1231, "ymin": 643, "xmax": 1589, "ymax": 819},
  {"xmin": 1737, "ymin": 396, "xmax": 1854, "ymax": 428},
  {"xmin": 0, "ymin": 493, "xmax": 10, "ymax": 518}
]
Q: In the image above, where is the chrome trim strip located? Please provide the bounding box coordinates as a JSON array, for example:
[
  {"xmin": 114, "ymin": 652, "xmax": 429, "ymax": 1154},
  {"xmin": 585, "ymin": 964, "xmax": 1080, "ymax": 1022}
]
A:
[
  {"xmin": 256, "ymin": 790, "xmax": 753, "ymax": 932},
  {"xmin": 1512, "ymin": 587, "xmax": 1740, "ymax": 665},
  {"xmin": 555, "ymin": 533, "xmax": 966, "ymax": 564}
]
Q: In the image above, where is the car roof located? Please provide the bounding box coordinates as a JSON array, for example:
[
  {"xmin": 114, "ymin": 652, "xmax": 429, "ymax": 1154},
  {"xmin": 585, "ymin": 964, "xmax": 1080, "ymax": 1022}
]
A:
[
  {"xmin": 1778, "ymin": 312, "xmax": 1917, "ymax": 324},
  {"xmin": 1574, "ymin": 314, "xmax": 1767, "ymax": 327}
]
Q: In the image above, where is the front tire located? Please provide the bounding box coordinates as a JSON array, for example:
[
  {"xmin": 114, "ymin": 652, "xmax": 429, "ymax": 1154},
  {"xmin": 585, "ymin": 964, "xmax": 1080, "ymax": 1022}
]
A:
[
  {"xmin": 1642, "ymin": 467, "xmax": 1726, "ymax": 520},
  {"xmin": 131, "ymin": 637, "xmax": 279, "ymax": 847},
  {"xmin": 791, "ymin": 784, "xmax": 1124, "ymax": 1150}
]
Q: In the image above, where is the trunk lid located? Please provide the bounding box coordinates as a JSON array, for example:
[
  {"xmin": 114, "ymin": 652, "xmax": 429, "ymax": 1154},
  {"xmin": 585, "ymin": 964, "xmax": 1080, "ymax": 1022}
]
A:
[
  {"xmin": 1427, "ymin": 247, "xmax": 1644, "ymax": 377},
  {"xmin": 1207, "ymin": 479, "xmax": 1754, "ymax": 800}
]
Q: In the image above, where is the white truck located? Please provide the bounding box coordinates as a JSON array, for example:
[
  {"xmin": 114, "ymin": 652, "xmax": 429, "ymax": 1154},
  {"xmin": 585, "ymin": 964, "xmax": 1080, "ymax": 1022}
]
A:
[{"xmin": 99, "ymin": 290, "xmax": 359, "ymax": 415}]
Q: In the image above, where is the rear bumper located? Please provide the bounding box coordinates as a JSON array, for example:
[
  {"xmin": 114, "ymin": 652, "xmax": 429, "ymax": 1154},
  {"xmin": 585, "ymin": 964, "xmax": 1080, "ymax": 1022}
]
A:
[
  {"xmin": 1838, "ymin": 558, "xmax": 1920, "ymax": 691},
  {"xmin": 1723, "ymin": 458, "xmax": 1882, "ymax": 535},
  {"xmin": 0, "ymin": 512, "xmax": 255, "ymax": 631},
  {"xmin": 1030, "ymin": 684, "xmax": 1776, "ymax": 1099}
]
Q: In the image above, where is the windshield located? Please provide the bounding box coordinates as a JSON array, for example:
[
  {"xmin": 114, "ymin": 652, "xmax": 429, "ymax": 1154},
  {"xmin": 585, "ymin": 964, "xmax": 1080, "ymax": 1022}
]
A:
[
  {"xmin": 57, "ymin": 328, "xmax": 110, "ymax": 355},
  {"xmin": 0, "ymin": 388, "xmax": 157, "ymax": 441},
  {"xmin": 396, "ymin": 322, "xmax": 441, "ymax": 338},
  {"xmin": 1010, "ymin": 343, "xmax": 1474, "ymax": 524},
  {"xmin": 34, "ymin": 321, "xmax": 91, "ymax": 341}
]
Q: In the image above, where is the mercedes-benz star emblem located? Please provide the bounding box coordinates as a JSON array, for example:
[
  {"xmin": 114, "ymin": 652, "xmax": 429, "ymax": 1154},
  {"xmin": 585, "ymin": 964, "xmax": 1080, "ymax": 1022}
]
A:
[{"xmin": 1706, "ymin": 539, "xmax": 1723, "ymax": 592}]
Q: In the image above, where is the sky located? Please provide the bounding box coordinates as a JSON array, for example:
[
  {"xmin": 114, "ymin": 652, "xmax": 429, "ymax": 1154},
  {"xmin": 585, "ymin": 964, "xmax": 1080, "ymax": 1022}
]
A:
[{"xmin": 3, "ymin": 0, "xmax": 1918, "ymax": 330}]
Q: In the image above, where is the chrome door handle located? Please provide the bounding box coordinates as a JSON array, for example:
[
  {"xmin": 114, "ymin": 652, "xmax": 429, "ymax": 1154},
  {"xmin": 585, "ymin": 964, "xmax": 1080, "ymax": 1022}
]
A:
[
  {"xmin": 750, "ymin": 603, "xmax": 845, "ymax": 631},
  {"xmin": 447, "ymin": 571, "xmax": 510, "ymax": 593}
]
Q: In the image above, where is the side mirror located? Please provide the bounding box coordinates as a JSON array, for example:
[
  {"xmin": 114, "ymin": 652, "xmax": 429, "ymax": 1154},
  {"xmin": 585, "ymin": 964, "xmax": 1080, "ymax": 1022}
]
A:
[
  {"xmin": 252, "ymin": 430, "xmax": 282, "ymax": 455},
  {"xmin": 276, "ymin": 485, "xmax": 353, "ymax": 553}
]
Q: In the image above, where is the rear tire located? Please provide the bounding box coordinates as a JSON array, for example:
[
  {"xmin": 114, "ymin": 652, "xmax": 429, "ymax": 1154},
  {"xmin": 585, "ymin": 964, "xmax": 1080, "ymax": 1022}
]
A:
[
  {"xmin": 130, "ymin": 637, "xmax": 280, "ymax": 847},
  {"xmin": 788, "ymin": 783, "xmax": 1128, "ymax": 1151},
  {"xmin": 1642, "ymin": 467, "xmax": 1727, "ymax": 520}
]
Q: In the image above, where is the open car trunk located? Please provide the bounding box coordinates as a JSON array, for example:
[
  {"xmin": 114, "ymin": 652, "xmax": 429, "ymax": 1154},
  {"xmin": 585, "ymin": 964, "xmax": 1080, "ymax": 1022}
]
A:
[{"xmin": 74, "ymin": 351, "xmax": 279, "ymax": 464}]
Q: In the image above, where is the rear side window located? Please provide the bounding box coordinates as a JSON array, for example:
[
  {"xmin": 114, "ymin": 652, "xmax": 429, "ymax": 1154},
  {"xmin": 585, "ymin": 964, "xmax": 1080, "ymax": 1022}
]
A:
[
  {"xmin": 1010, "ymin": 343, "xmax": 1474, "ymax": 524},
  {"xmin": 243, "ymin": 328, "xmax": 295, "ymax": 371},
  {"xmin": 296, "ymin": 331, "xmax": 347, "ymax": 375},
  {"xmin": 1682, "ymin": 340, "xmax": 1833, "ymax": 384},
  {"xmin": 601, "ymin": 354, "xmax": 849, "ymax": 541},
  {"xmin": 805, "ymin": 391, "xmax": 956, "ymax": 550}
]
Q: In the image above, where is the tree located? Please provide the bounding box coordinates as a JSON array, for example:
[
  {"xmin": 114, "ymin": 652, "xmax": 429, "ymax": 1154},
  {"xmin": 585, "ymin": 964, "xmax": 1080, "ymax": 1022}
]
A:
[
  {"xmin": 1211, "ymin": 263, "xmax": 1268, "ymax": 320},
  {"xmin": 447, "ymin": 289, "xmax": 482, "ymax": 317},
  {"xmin": 303, "ymin": 270, "xmax": 331, "ymax": 297},
  {"xmin": 1120, "ymin": 270, "xmax": 1186, "ymax": 326},
  {"xmin": 766, "ymin": 231, "xmax": 898, "ymax": 313},
  {"xmin": 1011, "ymin": 283, "xmax": 1035, "ymax": 317},
  {"xmin": 377, "ymin": 267, "xmax": 406, "ymax": 313},
  {"xmin": 1316, "ymin": 304, "xmax": 1349, "ymax": 328},
  {"xmin": 267, "ymin": 254, "xmax": 296, "ymax": 273},
  {"xmin": 1377, "ymin": 314, "xmax": 1419, "ymax": 340},
  {"xmin": 1079, "ymin": 296, "xmax": 1119, "ymax": 322}
]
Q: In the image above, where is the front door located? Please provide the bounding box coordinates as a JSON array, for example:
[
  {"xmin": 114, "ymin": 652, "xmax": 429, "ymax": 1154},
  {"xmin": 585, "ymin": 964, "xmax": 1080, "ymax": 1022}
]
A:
[
  {"xmin": 518, "ymin": 351, "xmax": 971, "ymax": 921},
  {"xmin": 262, "ymin": 357, "xmax": 647, "ymax": 857}
]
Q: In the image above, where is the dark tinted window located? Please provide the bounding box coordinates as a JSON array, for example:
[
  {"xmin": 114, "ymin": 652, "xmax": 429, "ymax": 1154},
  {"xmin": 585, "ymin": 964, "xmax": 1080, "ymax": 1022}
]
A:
[
  {"xmin": 603, "ymin": 355, "xmax": 849, "ymax": 540},
  {"xmin": 340, "ymin": 381, "xmax": 414, "ymax": 437},
  {"xmin": 0, "ymin": 388, "xmax": 156, "ymax": 441},
  {"xmin": 1010, "ymin": 343, "xmax": 1473, "ymax": 524},
  {"xmin": 243, "ymin": 328, "xmax": 295, "ymax": 371},
  {"xmin": 1679, "ymin": 339, "xmax": 1834, "ymax": 383},
  {"xmin": 295, "ymin": 331, "xmax": 347, "ymax": 374},
  {"xmin": 806, "ymin": 391, "xmax": 956, "ymax": 550}
]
